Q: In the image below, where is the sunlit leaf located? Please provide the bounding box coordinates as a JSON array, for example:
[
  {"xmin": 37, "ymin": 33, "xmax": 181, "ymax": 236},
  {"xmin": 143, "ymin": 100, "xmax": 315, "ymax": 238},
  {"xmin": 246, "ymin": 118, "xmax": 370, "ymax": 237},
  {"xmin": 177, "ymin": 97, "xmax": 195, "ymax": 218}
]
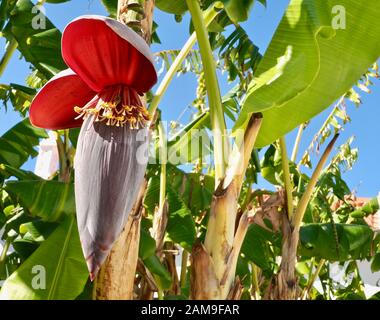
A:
[
  {"xmin": 4, "ymin": 0, "xmax": 66, "ymax": 78},
  {"xmin": 155, "ymin": 0, "xmax": 188, "ymax": 15},
  {"xmin": 0, "ymin": 216, "xmax": 88, "ymax": 300},
  {"xmin": 299, "ymin": 223, "xmax": 373, "ymax": 261},
  {"xmin": 0, "ymin": 118, "xmax": 47, "ymax": 168},
  {"xmin": 234, "ymin": 0, "xmax": 380, "ymax": 147},
  {"xmin": 5, "ymin": 180, "xmax": 75, "ymax": 222}
]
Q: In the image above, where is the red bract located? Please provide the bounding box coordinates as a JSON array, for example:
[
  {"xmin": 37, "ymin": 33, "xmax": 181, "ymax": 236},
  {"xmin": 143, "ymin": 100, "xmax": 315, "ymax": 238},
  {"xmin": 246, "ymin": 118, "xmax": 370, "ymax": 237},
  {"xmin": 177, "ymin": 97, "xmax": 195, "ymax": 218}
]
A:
[
  {"xmin": 30, "ymin": 15, "xmax": 157, "ymax": 130},
  {"xmin": 30, "ymin": 15, "xmax": 157, "ymax": 280}
]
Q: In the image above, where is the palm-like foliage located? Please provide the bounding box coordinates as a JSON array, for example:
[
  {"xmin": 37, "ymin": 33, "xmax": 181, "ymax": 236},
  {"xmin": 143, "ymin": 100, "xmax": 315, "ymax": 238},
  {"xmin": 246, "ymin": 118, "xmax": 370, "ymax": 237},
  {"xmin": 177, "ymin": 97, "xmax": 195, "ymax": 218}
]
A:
[{"xmin": 0, "ymin": 0, "xmax": 379, "ymax": 300}]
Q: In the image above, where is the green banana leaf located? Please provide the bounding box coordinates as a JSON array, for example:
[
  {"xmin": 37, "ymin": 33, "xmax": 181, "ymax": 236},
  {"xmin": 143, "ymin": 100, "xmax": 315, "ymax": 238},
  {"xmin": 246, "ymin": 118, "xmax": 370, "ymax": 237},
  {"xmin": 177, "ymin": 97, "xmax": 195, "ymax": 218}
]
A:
[
  {"xmin": 241, "ymin": 224, "xmax": 277, "ymax": 272},
  {"xmin": 144, "ymin": 176, "xmax": 196, "ymax": 250},
  {"xmin": 146, "ymin": 164, "xmax": 214, "ymax": 215},
  {"xmin": 139, "ymin": 221, "xmax": 173, "ymax": 290},
  {"xmin": 0, "ymin": 83, "xmax": 36, "ymax": 116},
  {"xmin": 167, "ymin": 111, "xmax": 211, "ymax": 165},
  {"xmin": 19, "ymin": 220, "xmax": 57, "ymax": 243},
  {"xmin": 0, "ymin": 164, "xmax": 41, "ymax": 180},
  {"xmin": 299, "ymin": 223, "xmax": 373, "ymax": 261},
  {"xmin": 242, "ymin": 222, "xmax": 373, "ymax": 269},
  {"xmin": 0, "ymin": 118, "xmax": 47, "ymax": 168},
  {"xmin": 234, "ymin": 0, "xmax": 380, "ymax": 147},
  {"xmin": 0, "ymin": 216, "xmax": 88, "ymax": 300},
  {"xmin": 156, "ymin": 0, "xmax": 264, "ymax": 22},
  {"xmin": 143, "ymin": 255, "xmax": 172, "ymax": 290},
  {"xmin": 5, "ymin": 180, "xmax": 75, "ymax": 222},
  {"xmin": 139, "ymin": 227, "xmax": 157, "ymax": 260},
  {"xmin": 101, "ymin": 0, "xmax": 117, "ymax": 17},
  {"xmin": 165, "ymin": 186, "xmax": 196, "ymax": 250},
  {"xmin": 224, "ymin": 0, "xmax": 266, "ymax": 23},
  {"xmin": 12, "ymin": 220, "xmax": 58, "ymax": 259},
  {"xmin": 3, "ymin": 0, "xmax": 66, "ymax": 78},
  {"xmin": 155, "ymin": 0, "xmax": 188, "ymax": 15},
  {"xmin": 0, "ymin": 0, "xmax": 9, "ymax": 30}
]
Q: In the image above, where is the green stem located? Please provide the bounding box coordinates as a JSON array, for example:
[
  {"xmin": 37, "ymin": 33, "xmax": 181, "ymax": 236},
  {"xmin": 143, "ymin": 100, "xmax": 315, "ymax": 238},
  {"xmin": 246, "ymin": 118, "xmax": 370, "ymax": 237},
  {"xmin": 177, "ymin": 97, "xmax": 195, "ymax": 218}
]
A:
[
  {"xmin": 186, "ymin": 0, "xmax": 229, "ymax": 183},
  {"xmin": 0, "ymin": 0, "xmax": 45, "ymax": 77},
  {"xmin": 251, "ymin": 263, "xmax": 260, "ymax": 300},
  {"xmin": 279, "ymin": 136, "xmax": 294, "ymax": 219},
  {"xmin": 157, "ymin": 288, "xmax": 164, "ymax": 300},
  {"xmin": 291, "ymin": 123, "xmax": 305, "ymax": 163},
  {"xmin": 0, "ymin": 38, "xmax": 18, "ymax": 78},
  {"xmin": 240, "ymin": 188, "xmax": 252, "ymax": 213},
  {"xmin": 292, "ymin": 134, "xmax": 339, "ymax": 230},
  {"xmin": 180, "ymin": 250, "xmax": 189, "ymax": 288},
  {"xmin": 0, "ymin": 237, "xmax": 11, "ymax": 277},
  {"xmin": 56, "ymin": 131, "xmax": 70, "ymax": 183},
  {"xmin": 0, "ymin": 238, "xmax": 11, "ymax": 263},
  {"xmin": 148, "ymin": 4, "xmax": 221, "ymax": 116},
  {"xmin": 298, "ymin": 96, "xmax": 344, "ymax": 167},
  {"xmin": 302, "ymin": 259, "xmax": 325, "ymax": 300},
  {"xmin": 56, "ymin": 134, "xmax": 65, "ymax": 174},
  {"xmin": 64, "ymin": 129, "xmax": 70, "ymax": 154},
  {"xmin": 158, "ymin": 121, "xmax": 167, "ymax": 210}
]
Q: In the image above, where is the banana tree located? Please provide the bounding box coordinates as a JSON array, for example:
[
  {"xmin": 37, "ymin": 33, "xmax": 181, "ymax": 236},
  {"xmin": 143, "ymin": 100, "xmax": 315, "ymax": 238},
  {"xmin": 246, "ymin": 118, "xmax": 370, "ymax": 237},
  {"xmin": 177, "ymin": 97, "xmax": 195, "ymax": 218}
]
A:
[{"xmin": 0, "ymin": 0, "xmax": 379, "ymax": 300}]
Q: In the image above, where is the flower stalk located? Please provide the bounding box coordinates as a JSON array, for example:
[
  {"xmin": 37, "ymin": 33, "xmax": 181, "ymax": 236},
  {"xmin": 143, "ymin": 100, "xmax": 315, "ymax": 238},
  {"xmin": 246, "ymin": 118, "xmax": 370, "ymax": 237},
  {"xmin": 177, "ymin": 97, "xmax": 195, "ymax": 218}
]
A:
[
  {"xmin": 93, "ymin": 0, "xmax": 156, "ymax": 299},
  {"xmin": 279, "ymin": 136, "xmax": 294, "ymax": 219},
  {"xmin": 292, "ymin": 134, "xmax": 339, "ymax": 232},
  {"xmin": 291, "ymin": 123, "xmax": 305, "ymax": 163},
  {"xmin": 251, "ymin": 263, "xmax": 261, "ymax": 300},
  {"xmin": 180, "ymin": 250, "xmax": 189, "ymax": 288},
  {"xmin": 185, "ymin": 1, "xmax": 257, "ymax": 299},
  {"xmin": 191, "ymin": 114, "xmax": 262, "ymax": 299},
  {"xmin": 0, "ymin": 238, "xmax": 11, "ymax": 265},
  {"xmin": 276, "ymin": 134, "xmax": 339, "ymax": 299},
  {"xmin": 151, "ymin": 120, "xmax": 169, "ymax": 256},
  {"xmin": 158, "ymin": 121, "xmax": 167, "ymax": 212},
  {"xmin": 301, "ymin": 259, "xmax": 325, "ymax": 300},
  {"xmin": 186, "ymin": 0, "xmax": 229, "ymax": 184}
]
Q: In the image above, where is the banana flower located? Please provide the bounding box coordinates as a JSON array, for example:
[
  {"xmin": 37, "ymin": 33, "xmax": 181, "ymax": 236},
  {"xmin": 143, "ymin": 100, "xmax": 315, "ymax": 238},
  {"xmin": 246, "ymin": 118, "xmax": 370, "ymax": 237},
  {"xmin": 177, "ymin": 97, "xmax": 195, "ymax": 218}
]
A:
[{"xmin": 30, "ymin": 15, "xmax": 157, "ymax": 280}]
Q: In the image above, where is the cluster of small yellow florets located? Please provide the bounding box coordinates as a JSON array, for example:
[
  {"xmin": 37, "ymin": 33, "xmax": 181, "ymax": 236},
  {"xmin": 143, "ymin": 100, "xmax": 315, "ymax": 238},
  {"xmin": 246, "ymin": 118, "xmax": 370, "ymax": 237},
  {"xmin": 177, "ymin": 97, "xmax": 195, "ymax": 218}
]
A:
[{"xmin": 74, "ymin": 98, "xmax": 150, "ymax": 129}]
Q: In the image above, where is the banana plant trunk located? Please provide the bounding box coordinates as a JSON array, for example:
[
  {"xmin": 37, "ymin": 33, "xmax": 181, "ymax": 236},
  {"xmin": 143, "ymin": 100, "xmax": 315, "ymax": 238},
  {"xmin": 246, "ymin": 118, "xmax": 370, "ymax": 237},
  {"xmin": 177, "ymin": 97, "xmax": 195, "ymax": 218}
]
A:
[
  {"xmin": 272, "ymin": 134, "xmax": 339, "ymax": 300},
  {"xmin": 274, "ymin": 215, "xmax": 299, "ymax": 300},
  {"xmin": 191, "ymin": 114, "xmax": 263, "ymax": 299}
]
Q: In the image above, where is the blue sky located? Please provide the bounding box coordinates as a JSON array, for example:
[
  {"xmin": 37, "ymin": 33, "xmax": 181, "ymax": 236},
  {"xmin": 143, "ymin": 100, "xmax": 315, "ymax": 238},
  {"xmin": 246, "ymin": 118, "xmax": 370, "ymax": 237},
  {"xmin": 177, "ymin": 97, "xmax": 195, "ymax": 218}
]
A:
[{"xmin": 0, "ymin": 0, "xmax": 379, "ymax": 196}]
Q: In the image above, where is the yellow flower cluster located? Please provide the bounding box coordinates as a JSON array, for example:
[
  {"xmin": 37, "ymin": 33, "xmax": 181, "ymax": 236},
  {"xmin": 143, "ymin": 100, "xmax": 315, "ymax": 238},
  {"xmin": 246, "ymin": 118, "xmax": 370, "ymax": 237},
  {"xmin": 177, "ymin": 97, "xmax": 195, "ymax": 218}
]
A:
[{"xmin": 74, "ymin": 101, "xmax": 150, "ymax": 129}]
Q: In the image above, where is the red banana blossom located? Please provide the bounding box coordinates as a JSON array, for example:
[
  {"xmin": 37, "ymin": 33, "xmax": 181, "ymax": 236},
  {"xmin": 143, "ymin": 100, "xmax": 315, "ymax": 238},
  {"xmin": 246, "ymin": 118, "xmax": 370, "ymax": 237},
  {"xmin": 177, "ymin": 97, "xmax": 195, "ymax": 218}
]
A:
[{"xmin": 30, "ymin": 15, "xmax": 157, "ymax": 280}]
